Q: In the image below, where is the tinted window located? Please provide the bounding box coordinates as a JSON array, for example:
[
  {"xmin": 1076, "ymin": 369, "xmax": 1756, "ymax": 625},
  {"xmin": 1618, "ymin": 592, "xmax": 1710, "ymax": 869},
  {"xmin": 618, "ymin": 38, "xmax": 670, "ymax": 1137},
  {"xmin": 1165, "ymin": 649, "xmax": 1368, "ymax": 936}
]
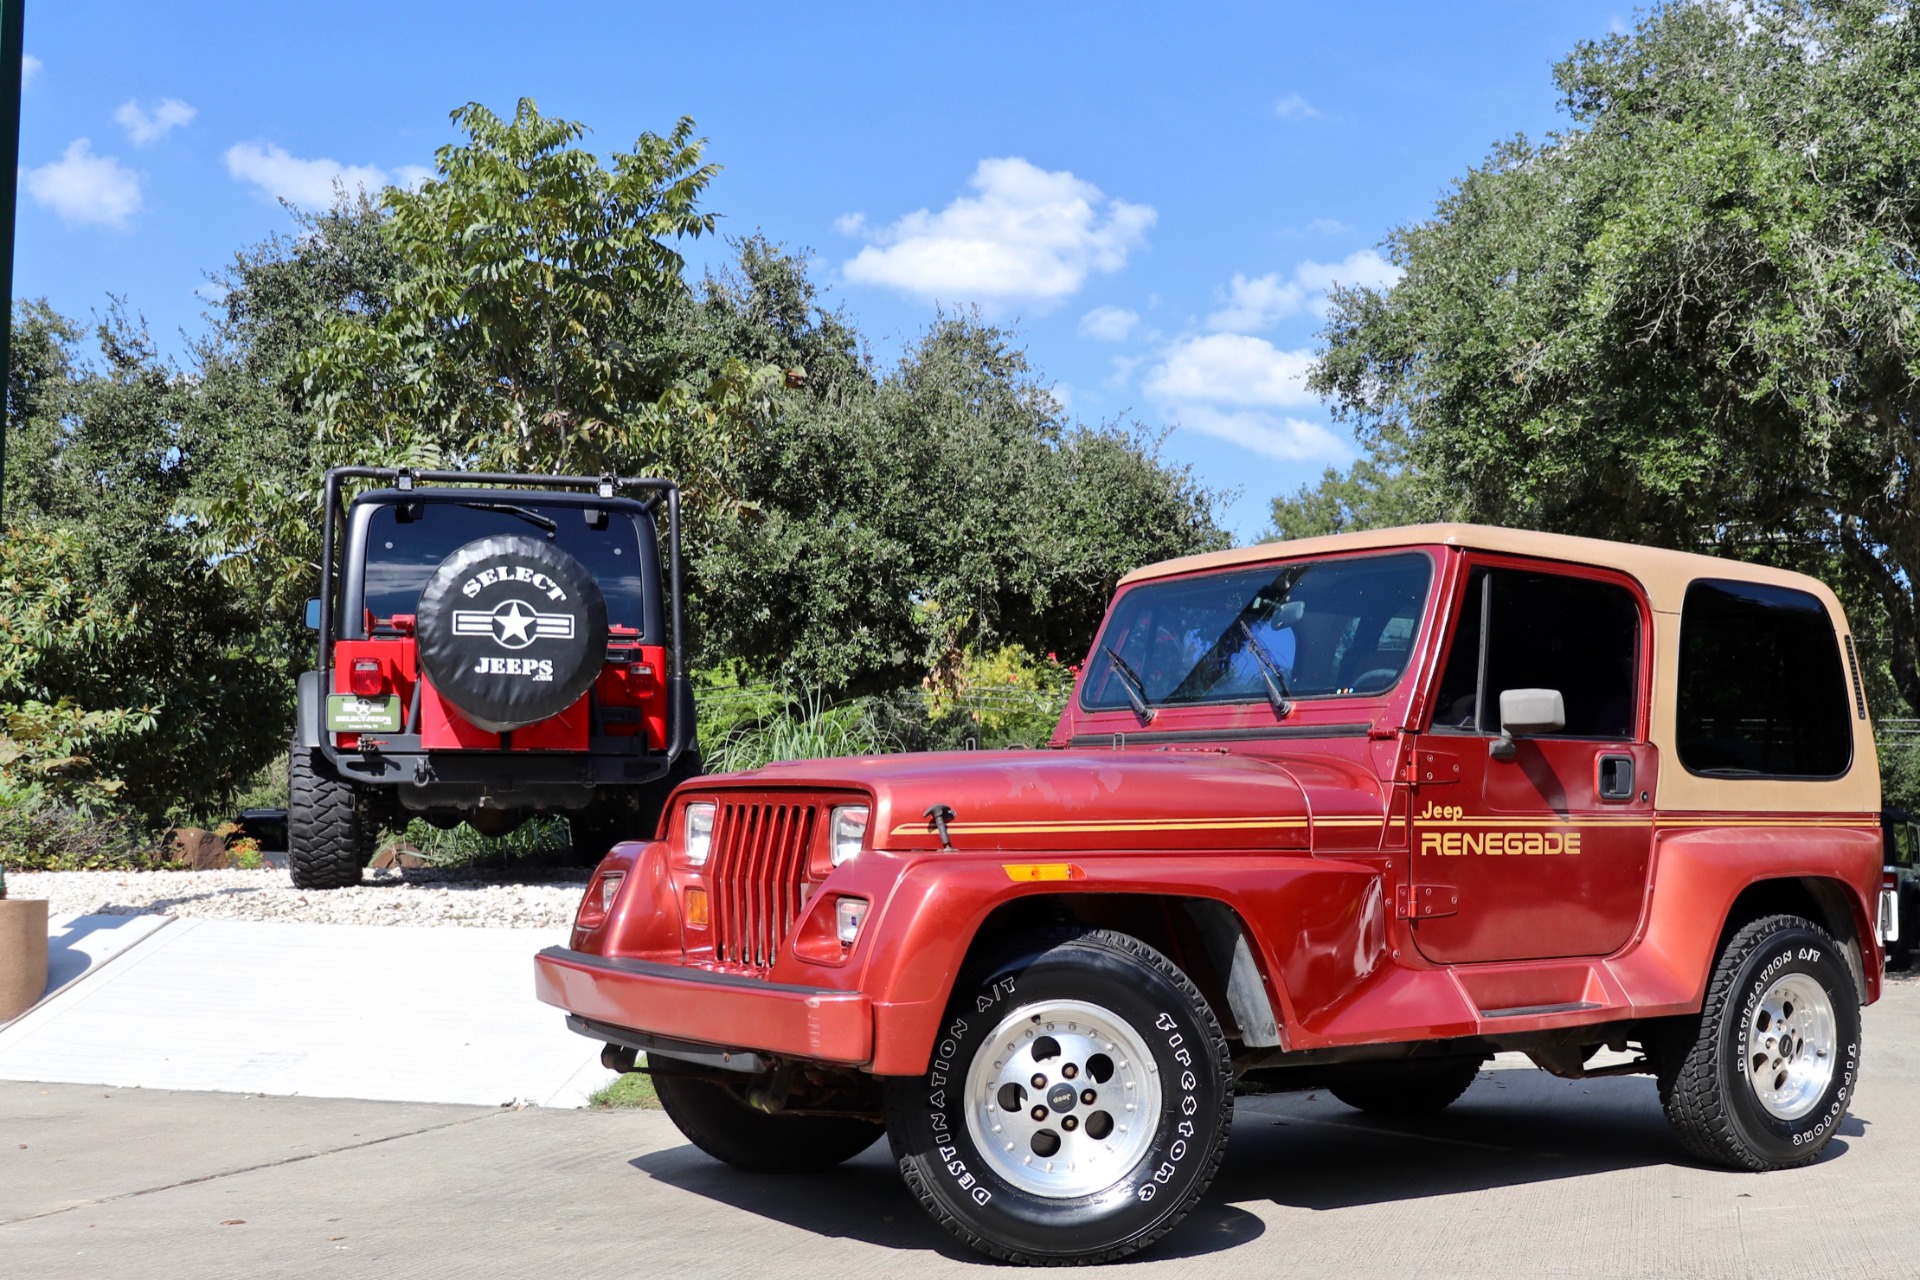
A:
[
  {"xmin": 1432, "ymin": 566, "xmax": 1639, "ymax": 738},
  {"xmin": 1677, "ymin": 579, "xmax": 1851, "ymax": 778},
  {"xmin": 357, "ymin": 502, "xmax": 651, "ymax": 631},
  {"xmin": 1081, "ymin": 552, "xmax": 1432, "ymax": 711}
]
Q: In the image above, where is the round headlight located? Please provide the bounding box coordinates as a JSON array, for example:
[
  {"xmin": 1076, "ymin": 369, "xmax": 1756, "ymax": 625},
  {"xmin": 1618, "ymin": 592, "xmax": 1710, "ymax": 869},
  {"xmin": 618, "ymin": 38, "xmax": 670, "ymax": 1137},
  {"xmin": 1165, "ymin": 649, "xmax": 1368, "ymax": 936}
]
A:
[
  {"xmin": 683, "ymin": 802, "xmax": 716, "ymax": 866},
  {"xmin": 830, "ymin": 805, "xmax": 869, "ymax": 866}
]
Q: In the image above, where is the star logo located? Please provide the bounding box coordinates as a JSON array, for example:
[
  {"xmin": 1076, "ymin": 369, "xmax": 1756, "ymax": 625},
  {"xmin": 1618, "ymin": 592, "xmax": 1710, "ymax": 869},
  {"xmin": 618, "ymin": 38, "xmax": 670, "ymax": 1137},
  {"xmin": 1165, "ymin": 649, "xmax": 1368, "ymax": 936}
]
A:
[
  {"xmin": 451, "ymin": 597, "xmax": 576, "ymax": 651},
  {"xmin": 492, "ymin": 600, "xmax": 536, "ymax": 647}
]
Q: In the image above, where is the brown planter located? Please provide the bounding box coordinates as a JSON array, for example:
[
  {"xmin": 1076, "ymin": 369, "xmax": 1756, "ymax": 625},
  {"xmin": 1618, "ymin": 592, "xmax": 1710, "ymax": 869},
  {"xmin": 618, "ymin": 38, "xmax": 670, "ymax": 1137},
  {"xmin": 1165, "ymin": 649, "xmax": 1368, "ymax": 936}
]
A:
[{"xmin": 0, "ymin": 898, "xmax": 50, "ymax": 1022}]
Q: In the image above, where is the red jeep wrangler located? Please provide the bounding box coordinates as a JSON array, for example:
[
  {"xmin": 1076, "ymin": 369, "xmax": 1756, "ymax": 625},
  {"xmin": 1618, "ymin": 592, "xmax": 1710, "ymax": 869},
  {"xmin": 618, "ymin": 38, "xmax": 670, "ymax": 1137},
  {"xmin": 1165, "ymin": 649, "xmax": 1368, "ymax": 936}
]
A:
[
  {"xmin": 536, "ymin": 524, "xmax": 1886, "ymax": 1264},
  {"xmin": 290, "ymin": 466, "xmax": 697, "ymax": 888}
]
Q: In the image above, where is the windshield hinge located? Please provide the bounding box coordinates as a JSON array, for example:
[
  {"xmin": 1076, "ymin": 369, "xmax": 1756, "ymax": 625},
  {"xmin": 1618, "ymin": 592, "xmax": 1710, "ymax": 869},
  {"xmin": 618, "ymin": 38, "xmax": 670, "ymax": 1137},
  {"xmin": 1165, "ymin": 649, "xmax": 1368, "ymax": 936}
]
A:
[
  {"xmin": 1396, "ymin": 883, "xmax": 1459, "ymax": 919},
  {"xmin": 1407, "ymin": 747, "xmax": 1462, "ymax": 785}
]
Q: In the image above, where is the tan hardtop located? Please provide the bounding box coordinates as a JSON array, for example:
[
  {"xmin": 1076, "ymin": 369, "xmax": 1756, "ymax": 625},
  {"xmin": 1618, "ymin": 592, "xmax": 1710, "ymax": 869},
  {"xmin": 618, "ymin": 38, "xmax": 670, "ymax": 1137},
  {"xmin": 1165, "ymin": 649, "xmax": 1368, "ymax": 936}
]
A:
[
  {"xmin": 1122, "ymin": 523, "xmax": 1879, "ymax": 815},
  {"xmin": 1123, "ymin": 523, "xmax": 1843, "ymax": 617}
]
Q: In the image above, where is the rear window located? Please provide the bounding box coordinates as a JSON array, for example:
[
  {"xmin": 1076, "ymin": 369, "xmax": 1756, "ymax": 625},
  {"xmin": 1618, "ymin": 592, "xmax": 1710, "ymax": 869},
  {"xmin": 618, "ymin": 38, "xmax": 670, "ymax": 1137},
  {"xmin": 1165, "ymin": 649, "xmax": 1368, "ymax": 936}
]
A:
[
  {"xmin": 1676, "ymin": 579, "xmax": 1851, "ymax": 779},
  {"xmin": 356, "ymin": 501, "xmax": 651, "ymax": 632}
]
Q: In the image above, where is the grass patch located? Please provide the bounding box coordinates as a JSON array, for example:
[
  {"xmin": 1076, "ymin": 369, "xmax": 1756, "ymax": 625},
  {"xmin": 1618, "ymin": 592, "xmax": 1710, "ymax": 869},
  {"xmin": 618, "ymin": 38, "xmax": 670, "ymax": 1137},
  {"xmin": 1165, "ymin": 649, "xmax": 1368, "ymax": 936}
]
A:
[{"xmin": 590, "ymin": 1070, "xmax": 660, "ymax": 1109}]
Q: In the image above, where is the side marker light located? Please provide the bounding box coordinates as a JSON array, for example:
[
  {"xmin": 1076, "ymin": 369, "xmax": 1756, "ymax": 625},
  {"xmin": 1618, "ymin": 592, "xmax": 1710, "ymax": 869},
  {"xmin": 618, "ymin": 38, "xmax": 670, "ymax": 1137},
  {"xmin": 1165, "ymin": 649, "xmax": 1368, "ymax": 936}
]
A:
[{"xmin": 1003, "ymin": 863, "xmax": 1083, "ymax": 883}]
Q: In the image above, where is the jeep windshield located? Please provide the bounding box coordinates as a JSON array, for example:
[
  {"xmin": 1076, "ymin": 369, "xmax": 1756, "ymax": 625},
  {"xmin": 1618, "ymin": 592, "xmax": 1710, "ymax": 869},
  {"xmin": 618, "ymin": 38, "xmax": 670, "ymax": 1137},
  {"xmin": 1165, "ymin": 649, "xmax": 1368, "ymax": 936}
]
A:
[
  {"xmin": 354, "ymin": 500, "xmax": 651, "ymax": 632},
  {"xmin": 1080, "ymin": 551, "xmax": 1432, "ymax": 712}
]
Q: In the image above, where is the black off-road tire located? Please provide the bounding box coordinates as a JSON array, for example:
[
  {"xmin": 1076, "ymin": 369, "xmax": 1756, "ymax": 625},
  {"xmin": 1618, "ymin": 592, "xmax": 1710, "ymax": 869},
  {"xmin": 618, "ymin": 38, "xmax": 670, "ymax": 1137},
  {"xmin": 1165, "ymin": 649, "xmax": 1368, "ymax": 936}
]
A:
[
  {"xmin": 883, "ymin": 929, "xmax": 1233, "ymax": 1266},
  {"xmin": 654, "ymin": 1072, "xmax": 884, "ymax": 1173},
  {"xmin": 287, "ymin": 745, "xmax": 376, "ymax": 890},
  {"xmin": 1327, "ymin": 1056, "xmax": 1484, "ymax": 1117},
  {"xmin": 1654, "ymin": 914, "xmax": 1861, "ymax": 1170}
]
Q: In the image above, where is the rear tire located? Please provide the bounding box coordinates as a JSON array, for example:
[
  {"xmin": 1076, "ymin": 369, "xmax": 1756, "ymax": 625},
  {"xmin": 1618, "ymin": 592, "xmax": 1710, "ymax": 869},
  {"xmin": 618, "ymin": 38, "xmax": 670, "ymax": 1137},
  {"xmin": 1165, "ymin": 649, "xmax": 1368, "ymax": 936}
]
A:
[
  {"xmin": 1327, "ymin": 1056, "xmax": 1484, "ymax": 1117},
  {"xmin": 1655, "ymin": 914, "xmax": 1861, "ymax": 1170},
  {"xmin": 654, "ymin": 1072, "xmax": 883, "ymax": 1173},
  {"xmin": 287, "ymin": 745, "xmax": 375, "ymax": 889}
]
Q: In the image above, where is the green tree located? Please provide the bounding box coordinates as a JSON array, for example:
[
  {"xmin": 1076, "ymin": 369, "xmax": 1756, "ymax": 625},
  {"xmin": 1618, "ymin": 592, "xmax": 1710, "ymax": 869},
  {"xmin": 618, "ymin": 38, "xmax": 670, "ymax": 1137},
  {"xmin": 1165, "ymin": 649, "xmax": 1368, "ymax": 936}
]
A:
[
  {"xmin": 1288, "ymin": 0, "xmax": 1920, "ymax": 716},
  {"xmin": 4, "ymin": 304, "xmax": 285, "ymax": 822},
  {"xmin": 687, "ymin": 242, "xmax": 1226, "ymax": 693}
]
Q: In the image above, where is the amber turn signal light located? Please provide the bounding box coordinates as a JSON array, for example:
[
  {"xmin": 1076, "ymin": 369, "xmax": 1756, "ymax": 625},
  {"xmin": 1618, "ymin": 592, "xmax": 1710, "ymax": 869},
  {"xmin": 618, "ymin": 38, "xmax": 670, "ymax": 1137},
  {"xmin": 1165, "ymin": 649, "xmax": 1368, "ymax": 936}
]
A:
[{"xmin": 684, "ymin": 887, "xmax": 710, "ymax": 929}]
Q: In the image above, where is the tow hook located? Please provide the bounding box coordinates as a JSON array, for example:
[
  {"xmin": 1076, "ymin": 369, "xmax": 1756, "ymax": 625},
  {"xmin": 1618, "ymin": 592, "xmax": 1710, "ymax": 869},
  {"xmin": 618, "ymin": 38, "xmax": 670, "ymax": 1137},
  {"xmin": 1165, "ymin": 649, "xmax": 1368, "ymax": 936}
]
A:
[{"xmin": 747, "ymin": 1062, "xmax": 796, "ymax": 1114}]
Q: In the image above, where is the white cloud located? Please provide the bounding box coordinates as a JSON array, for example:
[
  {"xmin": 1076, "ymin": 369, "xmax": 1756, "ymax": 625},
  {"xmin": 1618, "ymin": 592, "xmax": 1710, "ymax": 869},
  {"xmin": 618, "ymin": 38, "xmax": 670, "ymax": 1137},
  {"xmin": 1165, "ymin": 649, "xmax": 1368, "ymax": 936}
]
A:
[
  {"xmin": 1078, "ymin": 305, "xmax": 1140, "ymax": 342},
  {"xmin": 840, "ymin": 157, "xmax": 1155, "ymax": 303},
  {"xmin": 1206, "ymin": 273, "xmax": 1305, "ymax": 332},
  {"xmin": 1293, "ymin": 248, "xmax": 1400, "ymax": 293},
  {"xmin": 224, "ymin": 142, "xmax": 408, "ymax": 209},
  {"xmin": 1173, "ymin": 405, "xmax": 1349, "ymax": 461},
  {"xmin": 1145, "ymin": 333, "xmax": 1318, "ymax": 409},
  {"xmin": 1274, "ymin": 92, "xmax": 1321, "ymax": 121},
  {"xmin": 1204, "ymin": 250, "xmax": 1402, "ymax": 332},
  {"xmin": 25, "ymin": 139, "xmax": 142, "ymax": 229},
  {"xmin": 115, "ymin": 98, "xmax": 196, "ymax": 146},
  {"xmin": 21, "ymin": 55, "xmax": 40, "ymax": 88},
  {"xmin": 1143, "ymin": 333, "xmax": 1348, "ymax": 463}
]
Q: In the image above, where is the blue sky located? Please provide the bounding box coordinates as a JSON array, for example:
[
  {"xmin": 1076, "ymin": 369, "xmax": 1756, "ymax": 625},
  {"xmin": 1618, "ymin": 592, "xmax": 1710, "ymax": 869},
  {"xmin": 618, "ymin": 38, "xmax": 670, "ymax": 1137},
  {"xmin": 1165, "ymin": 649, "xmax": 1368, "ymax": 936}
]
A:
[{"xmin": 16, "ymin": 1, "xmax": 1635, "ymax": 539}]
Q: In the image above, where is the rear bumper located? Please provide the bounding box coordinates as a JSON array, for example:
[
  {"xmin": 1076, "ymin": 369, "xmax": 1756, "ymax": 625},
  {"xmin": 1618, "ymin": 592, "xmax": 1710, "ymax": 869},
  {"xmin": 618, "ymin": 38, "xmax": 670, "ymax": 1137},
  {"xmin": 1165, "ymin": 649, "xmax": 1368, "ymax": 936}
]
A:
[{"xmin": 533, "ymin": 946, "xmax": 873, "ymax": 1066}]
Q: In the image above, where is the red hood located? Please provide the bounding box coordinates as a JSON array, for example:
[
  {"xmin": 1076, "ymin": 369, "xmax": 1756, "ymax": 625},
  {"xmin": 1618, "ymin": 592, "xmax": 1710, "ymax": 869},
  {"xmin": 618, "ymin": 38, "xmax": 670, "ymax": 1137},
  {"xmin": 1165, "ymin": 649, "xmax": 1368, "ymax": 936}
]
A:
[{"xmin": 686, "ymin": 749, "xmax": 1386, "ymax": 854}]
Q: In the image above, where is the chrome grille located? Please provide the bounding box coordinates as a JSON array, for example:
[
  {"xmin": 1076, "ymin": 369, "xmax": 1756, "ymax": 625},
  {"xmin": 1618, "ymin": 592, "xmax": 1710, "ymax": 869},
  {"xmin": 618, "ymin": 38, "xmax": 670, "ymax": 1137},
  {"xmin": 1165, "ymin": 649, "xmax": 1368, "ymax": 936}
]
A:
[{"xmin": 709, "ymin": 800, "xmax": 819, "ymax": 969}]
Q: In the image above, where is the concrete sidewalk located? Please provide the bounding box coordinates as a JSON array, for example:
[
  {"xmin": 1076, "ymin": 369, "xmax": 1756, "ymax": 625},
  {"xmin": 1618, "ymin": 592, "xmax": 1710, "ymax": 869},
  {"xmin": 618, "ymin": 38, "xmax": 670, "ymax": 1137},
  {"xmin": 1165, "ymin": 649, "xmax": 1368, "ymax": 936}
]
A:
[
  {"xmin": 0, "ymin": 915, "xmax": 611, "ymax": 1108},
  {"xmin": 2, "ymin": 977, "xmax": 1916, "ymax": 1279}
]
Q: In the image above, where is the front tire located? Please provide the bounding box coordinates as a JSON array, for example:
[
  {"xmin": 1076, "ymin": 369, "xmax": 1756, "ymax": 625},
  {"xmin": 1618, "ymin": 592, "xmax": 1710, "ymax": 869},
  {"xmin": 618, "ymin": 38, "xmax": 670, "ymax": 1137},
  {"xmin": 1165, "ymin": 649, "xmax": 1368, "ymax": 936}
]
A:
[
  {"xmin": 654, "ymin": 1072, "xmax": 883, "ymax": 1173},
  {"xmin": 1656, "ymin": 914, "xmax": 1861, "ymax": 1170},
  {"xmin": 287, "ymin": 745, "xmax": 375, "ymax": 889},
  {"xmin": 884, "ymin": 929, "xmax": 1232, "ymax": 1265}
]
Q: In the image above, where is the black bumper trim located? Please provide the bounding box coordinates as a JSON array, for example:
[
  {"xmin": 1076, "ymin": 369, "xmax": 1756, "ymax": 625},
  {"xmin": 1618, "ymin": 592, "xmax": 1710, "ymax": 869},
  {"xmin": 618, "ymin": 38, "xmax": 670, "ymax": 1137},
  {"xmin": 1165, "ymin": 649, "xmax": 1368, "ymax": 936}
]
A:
[{"xmin": 564, "ymin": 1015, "xmax": 768, "ymax": 1074}]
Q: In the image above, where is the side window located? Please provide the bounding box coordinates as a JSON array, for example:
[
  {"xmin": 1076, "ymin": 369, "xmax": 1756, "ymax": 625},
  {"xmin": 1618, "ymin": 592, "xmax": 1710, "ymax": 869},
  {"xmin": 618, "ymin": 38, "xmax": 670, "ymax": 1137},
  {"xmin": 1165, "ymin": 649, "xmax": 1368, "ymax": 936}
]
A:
[
  {"xmin": 1431, "ymin": 565, "xmax": 1640, "ymax": 739},
  {"xmin": 1676, "ymin": 579, "xmax": 1851, "ymax": 778}
]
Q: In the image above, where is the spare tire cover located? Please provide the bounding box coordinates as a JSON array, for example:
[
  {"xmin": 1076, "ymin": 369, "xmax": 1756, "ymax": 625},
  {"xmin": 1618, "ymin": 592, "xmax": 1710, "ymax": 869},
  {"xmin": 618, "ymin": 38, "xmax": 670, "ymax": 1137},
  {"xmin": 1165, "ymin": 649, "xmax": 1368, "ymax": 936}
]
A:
[{"xmin": 414, "ymin": 535, "xmax": 608, "ymax": 734}]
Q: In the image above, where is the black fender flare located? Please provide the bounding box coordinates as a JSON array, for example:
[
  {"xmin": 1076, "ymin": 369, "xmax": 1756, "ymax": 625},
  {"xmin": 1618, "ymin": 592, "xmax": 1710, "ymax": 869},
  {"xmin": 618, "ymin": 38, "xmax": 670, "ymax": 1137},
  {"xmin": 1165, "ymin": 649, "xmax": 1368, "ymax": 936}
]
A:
[{"xmin": 296, "ymin": 670, "xmax": 325, "ymax": 750}]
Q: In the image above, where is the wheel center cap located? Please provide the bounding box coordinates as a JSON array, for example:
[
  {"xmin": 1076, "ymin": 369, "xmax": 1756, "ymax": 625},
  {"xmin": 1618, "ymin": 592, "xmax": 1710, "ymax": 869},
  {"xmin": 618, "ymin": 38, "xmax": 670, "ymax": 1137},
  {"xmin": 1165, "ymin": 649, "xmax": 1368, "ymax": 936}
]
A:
[{"xmin": 1047, "ymin": 1083, "xmax": 1077, "ymax": 1112}]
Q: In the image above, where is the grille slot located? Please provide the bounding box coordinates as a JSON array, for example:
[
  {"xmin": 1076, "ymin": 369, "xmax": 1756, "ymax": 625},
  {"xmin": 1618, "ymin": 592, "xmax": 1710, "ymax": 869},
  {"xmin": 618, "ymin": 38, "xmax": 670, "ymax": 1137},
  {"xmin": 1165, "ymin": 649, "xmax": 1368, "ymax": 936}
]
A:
[{"xmin": 709, "ymin": 800, "xmax": 819, "ymax": 969}]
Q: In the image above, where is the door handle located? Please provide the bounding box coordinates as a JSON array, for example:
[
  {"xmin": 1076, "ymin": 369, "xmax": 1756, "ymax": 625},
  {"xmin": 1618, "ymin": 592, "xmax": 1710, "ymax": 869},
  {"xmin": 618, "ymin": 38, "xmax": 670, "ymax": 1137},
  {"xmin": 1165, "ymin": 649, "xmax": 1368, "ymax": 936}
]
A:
[{"xmin": 1597, "ymin": 753, "xmax": 1634, "ymax": 802}]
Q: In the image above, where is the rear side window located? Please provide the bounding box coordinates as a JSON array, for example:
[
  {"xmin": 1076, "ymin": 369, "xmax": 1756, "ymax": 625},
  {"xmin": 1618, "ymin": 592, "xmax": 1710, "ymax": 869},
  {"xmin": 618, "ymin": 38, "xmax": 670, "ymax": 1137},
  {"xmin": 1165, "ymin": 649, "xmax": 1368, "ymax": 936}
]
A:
[
  {"xmin": 1432, "ymin": 566, "xmax": 1641, "ymax": 738},
  {"xmin": 1677, "ymin": 579, "xmax": 1851, "ymax": 778}
]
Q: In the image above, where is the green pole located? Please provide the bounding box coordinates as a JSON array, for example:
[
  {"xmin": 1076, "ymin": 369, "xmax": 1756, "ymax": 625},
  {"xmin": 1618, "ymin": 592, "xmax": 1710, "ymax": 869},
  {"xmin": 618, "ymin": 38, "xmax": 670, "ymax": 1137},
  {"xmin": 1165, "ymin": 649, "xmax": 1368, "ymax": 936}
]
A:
[{"xmin": 0, "ymin": 0, "xmax": 22, "ymax": 527}]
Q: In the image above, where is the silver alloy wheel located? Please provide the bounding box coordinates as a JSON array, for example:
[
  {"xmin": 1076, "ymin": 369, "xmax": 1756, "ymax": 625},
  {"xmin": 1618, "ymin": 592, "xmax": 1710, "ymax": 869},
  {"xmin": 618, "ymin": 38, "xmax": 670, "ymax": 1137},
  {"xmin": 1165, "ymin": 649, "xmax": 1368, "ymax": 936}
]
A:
[
  {"xmin": 1743, "ymin": 972, "xmax": 1837, "ymax": 1121},
  {"xmin": 964, "ymin": 999, "xmax": 1162, "ymax": 1198}
]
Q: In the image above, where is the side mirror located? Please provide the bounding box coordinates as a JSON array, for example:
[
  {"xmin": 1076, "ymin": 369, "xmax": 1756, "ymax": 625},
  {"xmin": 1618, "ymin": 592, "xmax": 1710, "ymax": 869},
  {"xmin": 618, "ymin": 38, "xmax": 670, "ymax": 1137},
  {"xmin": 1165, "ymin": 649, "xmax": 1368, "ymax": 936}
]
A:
[
  {"xmin": 1490, "ymin": 688, "xmax": 1564, "ymax": 760},
  {"xmin": 304, "ymin": 598, "xmax": 322, "ymax": 630}
]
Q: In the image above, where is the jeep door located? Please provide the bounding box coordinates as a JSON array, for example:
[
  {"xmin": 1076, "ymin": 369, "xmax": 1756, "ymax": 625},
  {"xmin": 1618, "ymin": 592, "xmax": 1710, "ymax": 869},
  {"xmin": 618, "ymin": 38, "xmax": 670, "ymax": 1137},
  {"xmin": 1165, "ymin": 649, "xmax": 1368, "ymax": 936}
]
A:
[{"xmin": 1407, "ymin": 558, "xmax": 1658, "ymax": 964}]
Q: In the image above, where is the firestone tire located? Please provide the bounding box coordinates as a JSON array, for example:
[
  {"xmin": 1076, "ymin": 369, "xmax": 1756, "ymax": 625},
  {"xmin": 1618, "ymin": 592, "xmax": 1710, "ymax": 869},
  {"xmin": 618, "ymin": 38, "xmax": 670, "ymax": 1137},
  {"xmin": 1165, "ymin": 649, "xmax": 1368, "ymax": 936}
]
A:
[
  {"xmin": 883, "ymin": 929, "xmax": 1232, "ymax": 1266},
  {"xmin": 1327, "ymin": 1056, "xmax": 1484, "ymax": 1117},
  {"xmin": 1656, "ymin": 914, "xmax": 1861, "ymax": 1171},
  {"xmin": 653, "ymin": 1072, "xmax": 884, "ymax": 1174},
  {"xmin": 287, "ymin": 745, "xmax": 375, "ymax": 890}
]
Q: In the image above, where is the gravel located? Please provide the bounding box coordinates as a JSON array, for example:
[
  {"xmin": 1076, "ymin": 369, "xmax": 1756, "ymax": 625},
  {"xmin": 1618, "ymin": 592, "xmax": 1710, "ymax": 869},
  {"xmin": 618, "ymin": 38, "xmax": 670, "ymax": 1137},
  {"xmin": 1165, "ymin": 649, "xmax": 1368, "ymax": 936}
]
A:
[{"xmin": 10, "ymin": 867, "xmax": 590, "ymax": 929}]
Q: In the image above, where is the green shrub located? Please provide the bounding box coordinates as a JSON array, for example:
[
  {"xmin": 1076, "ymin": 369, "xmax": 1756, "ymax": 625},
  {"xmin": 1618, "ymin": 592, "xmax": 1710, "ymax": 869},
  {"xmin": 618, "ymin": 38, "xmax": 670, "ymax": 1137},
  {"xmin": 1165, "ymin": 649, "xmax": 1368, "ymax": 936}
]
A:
[
  {"xmin": 396, "ymin": 815, "xmax": 572, "ymax": 868},
  {"xmin": 0, "ymin": 790, "xmax": 158, "ymax": 871},
  {"xmin": 707, "ymin": 686, "xmax": 898, "ymax": 774}
]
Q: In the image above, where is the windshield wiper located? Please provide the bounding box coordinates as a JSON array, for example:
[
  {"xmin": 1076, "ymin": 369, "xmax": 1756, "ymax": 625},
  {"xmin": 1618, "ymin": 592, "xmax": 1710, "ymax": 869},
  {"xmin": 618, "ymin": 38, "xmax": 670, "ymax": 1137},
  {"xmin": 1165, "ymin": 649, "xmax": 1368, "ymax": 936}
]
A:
[
  {"xmin": 1236, "ymin": 620, "xmax": 1294, "ymax": 719},
  {"xmin": 1100, "ymin": 644, "xmax": 1156, "ymax": 724},
  {"xmin": 459, "ymin": 502, "xmax": 557, "ymax": 535}
]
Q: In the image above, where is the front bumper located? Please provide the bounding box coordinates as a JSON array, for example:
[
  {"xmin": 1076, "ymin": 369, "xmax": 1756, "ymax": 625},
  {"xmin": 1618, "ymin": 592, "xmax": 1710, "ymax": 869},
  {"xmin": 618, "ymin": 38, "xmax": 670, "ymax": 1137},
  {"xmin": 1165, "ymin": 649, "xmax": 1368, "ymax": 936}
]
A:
[{"xmin": 533, "ymin": 947, "xmax": 874, "ymax": 1066}]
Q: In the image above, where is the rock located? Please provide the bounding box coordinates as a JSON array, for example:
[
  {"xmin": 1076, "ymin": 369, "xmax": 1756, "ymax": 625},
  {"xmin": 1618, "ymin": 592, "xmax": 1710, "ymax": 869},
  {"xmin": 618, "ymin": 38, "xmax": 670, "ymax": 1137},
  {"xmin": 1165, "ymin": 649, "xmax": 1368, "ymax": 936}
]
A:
[
  {"xmin": 167, "ymin": 827, "xmax": 233, "ymax": 871},
  {"xmin": 369, "ymin": 842, "xmax": 428, "ymax": 871}
]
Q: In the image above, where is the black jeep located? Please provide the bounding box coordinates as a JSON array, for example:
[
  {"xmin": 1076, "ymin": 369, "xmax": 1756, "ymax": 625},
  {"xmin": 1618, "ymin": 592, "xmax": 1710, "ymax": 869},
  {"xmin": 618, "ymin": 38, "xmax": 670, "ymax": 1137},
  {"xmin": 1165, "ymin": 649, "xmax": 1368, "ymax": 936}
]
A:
[{"xmin": 288, "ymin": 466, "xmax": 698, "ymax": 889}]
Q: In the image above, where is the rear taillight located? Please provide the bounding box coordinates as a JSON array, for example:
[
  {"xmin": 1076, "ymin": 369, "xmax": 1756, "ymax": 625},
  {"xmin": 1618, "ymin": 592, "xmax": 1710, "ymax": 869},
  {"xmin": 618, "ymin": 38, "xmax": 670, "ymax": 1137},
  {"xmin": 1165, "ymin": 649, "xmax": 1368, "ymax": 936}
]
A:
[
  {"xmin": 350, "ymin": 659, "xmax": 386, "ymax": 697},
  {"xmin": 577, "ymin": 871, "xmax": 624, "ymax": 930}
]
